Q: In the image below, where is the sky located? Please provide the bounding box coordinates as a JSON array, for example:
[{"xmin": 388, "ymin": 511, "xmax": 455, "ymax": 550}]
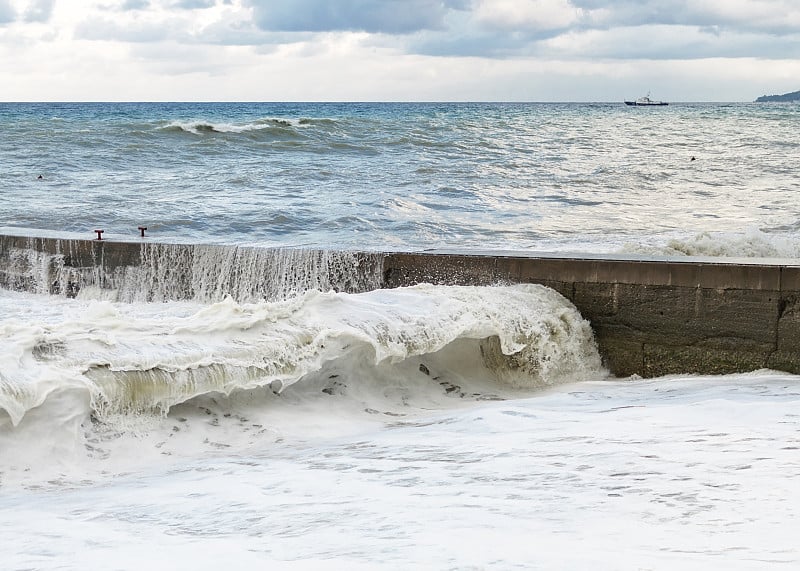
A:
[{"xmin": 1, "ymin": 0, "xmax": 799, "ymax": 101}]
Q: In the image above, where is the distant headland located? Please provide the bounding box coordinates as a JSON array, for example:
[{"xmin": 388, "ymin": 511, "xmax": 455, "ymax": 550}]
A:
[{"xmin": 755, "ymin": 89, "xmax": 800, "ymax": 102}]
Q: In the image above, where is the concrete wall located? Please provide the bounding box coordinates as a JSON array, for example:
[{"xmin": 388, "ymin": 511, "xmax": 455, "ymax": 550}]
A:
[{"xmin": 2, "ymin": 234, "xmax": 799, "ymax": 378}]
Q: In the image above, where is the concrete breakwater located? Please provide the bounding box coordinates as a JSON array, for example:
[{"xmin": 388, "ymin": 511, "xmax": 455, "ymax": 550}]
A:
[{"xmin": 2, "ymin": 234, "xmax": 799, "ymax": 378}]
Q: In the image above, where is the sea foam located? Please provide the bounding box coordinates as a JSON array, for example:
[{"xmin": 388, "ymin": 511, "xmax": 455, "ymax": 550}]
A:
[
  {"xmin": 621, "ymin": 228, "xmax": 800, "ymax": 259},
  {"xmin": 0, "ymin": 284, "xmax": 603, "ymax": 423},
  {"xmin": 0, "ymin": 284, "xmax": 604, "ymax": 479}
]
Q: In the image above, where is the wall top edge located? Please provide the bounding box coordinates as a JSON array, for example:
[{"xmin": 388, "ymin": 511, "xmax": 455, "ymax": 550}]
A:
[
  {"xmin": 3, "ymin": 234, "xmax": 800, "ymax": 270},
  {"xmin": 393, "ymin": 249, "xmax": 800, "ymax": 269}
]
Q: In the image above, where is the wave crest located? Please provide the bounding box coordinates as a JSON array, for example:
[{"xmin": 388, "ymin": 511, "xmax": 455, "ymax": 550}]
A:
[
  {"xmin": 621, "ymin": 228, "xmax": 800, "ymax": 258},
  {"xmin": 158, "ymin": 117, "xmax": 325, "ymax": 136}
]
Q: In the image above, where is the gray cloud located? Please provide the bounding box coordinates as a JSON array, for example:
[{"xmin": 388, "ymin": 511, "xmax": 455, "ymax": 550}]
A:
[
  {"xmin": 120, "ymin": 0, "xmax": 150, "ymax": 9},
  {"xmin": 248, "ymin": 0, "xmax": 469, "ymax": 34},
  {"xmin": 572, "ymin": 0, "xmax": 800, "ymax": 35},
  {"xmin": 574, "ymin": 0, "xmax": 690, "ymax": 26},
  {"xmin": 414, "ymin": 0, "xmax": 800, "ymax": 60},
  {"xmin": 66, "ymin": 0, "xmax": 800, "ymax": 63},
  {"xmin": 198, "ymin": 21, "xmax": 310, "ymax": 46},
  {"xmin": 172, "ymin": 0, "xmax": 216, "ymax": 9},
  {"xmin": 0, "ymin": 0, "xmax": 15, "ymax": 24},
  {"xmin": 24, "ymin": 0, "xmax": 55, "ymax": 22}
]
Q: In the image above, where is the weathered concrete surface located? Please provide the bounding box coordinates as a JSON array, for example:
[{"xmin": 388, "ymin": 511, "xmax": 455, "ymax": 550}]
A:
[{"xmin": 3, "ymin": 234, "xmax": 800, "ymax": 378}]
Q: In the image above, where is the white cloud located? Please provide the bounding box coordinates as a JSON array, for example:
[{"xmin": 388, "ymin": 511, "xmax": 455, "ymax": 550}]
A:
[
  {"xmin": 473, "ymin": 0, "xmax": 580, "ymax": 32},
  {"xmin": 574, "ymin": 0, "xmax": 800, "ymax": 34},
  {"xmin": 543, "ymin": 24, "xmax": 800, "ymax": 60},
  {"xmin": 75, "ymin": 16, "xmax": 175, "ymax": 42}
]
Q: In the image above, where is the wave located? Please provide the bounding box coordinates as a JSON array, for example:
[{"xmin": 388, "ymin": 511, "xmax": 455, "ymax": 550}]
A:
[
  {"xmin": 0, "ymin": 284, "xmax": 603, "ymax": 478},
  {"xmin": 159, "ymin": 118, "xmax": 294, "ymax": 135},
  {"xmin": 1, "ymin": 284, "xmax": 602, "ymax": 422},
  {"xmin": 621, "ymin": 228, "xmax": 800, "ymax": 258},
  {"xmin": 156, "ymin": 117, "xmax": 338, "ymax": 137}
]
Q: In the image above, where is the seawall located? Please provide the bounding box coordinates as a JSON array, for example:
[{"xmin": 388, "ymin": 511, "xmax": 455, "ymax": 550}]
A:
[
  {"xmin": 383, "ymin": 250, "xmax": 800, "ymax": 377},
  {"xmin": 2, "ymin": 234, "xmax": 799, "ymax": 378}
]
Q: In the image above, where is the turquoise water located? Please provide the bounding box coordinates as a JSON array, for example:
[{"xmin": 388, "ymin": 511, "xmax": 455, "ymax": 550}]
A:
[{"xmin": 3, "ymin": 101, "xmax": 799, "ymax": 253}]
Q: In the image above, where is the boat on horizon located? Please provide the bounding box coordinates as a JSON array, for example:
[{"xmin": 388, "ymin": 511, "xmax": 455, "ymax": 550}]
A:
[{"xmin": 624, "ymin": 93, "xmax": 668, "ymax": 106}]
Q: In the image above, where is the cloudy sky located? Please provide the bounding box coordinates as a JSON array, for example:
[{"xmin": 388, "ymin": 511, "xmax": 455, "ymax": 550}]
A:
[{"xmin": 1, "ymin": 0, "xmax": 798, "ymax": 101}]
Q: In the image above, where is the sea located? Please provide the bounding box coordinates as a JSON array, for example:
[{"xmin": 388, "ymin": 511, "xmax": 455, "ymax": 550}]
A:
[{"xmin": 1, "ymin": 102, "xmax": 799, "ymax": 570}]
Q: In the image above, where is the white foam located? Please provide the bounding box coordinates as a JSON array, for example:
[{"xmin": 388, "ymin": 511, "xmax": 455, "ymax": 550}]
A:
[
  {"xmin": 0, "ymin": 284, "xmax": 603, "ymax": 482},
  {"xmin": 621, "ymin": 228, "xmax": 800, "ymax": 259},
  {"xmin": 2, "ymin": 373, "xmax": 799, "ymax": 569},
  {"xmin": 160, "ymin": 118, "xmax": 302, "ymax": 135}
]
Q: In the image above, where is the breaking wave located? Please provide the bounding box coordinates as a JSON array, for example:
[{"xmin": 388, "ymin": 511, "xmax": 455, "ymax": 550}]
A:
[
  {"xmin": 158, "ymin": 117, "xmax": 334, "ymax": 137},
  {"xmin": 0, "ymin": 283, "xmax": 604, "ymax": 481},
  {"xmin": 0, "ymin": 284, "xmax": 603, "ymax": 427},
  {"xmin": 621, "ymin": 228, "xmax": 800, "ymax": 259}
]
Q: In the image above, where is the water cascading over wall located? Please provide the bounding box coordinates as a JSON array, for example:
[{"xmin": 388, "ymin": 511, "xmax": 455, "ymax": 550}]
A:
[
  {"xmin": 0, "ymin": 235, "xmax": 383, "ymax": 303},
  {"xmin": 3, "ymin": 234, "xmax": 800, "ymax": 378}
]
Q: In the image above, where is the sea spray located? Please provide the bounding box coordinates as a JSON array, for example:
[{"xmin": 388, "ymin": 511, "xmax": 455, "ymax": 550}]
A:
[{"xmin": 0, "ymin": 237, "xmax": 384, "ymax": 303}]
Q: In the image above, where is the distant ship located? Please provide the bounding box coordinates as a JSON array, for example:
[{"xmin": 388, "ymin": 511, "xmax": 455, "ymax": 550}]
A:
[{"xmin": 624, "ymin": 93, "xmax": 668, "ymax": 106}]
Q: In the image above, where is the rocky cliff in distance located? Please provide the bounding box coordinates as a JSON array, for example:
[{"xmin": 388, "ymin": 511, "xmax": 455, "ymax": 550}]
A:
[{"xmin": 755, "ymin": 90, "xmax": 800, "ymax": 102}]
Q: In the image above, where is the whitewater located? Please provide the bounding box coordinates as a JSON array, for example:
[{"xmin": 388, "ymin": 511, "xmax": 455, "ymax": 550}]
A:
[{"xmin": 1, "ymin": 102, "xmax": 800, "ymax": 569}]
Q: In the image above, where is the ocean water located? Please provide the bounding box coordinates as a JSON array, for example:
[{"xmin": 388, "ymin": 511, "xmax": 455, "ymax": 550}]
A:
[
  {"xmin": 2, "ymin": 102, "xmax": 800, "ymax": 569},
  {"xmin": 2, "ymin": 101, "xmax": 800, "ymax": 255}
]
